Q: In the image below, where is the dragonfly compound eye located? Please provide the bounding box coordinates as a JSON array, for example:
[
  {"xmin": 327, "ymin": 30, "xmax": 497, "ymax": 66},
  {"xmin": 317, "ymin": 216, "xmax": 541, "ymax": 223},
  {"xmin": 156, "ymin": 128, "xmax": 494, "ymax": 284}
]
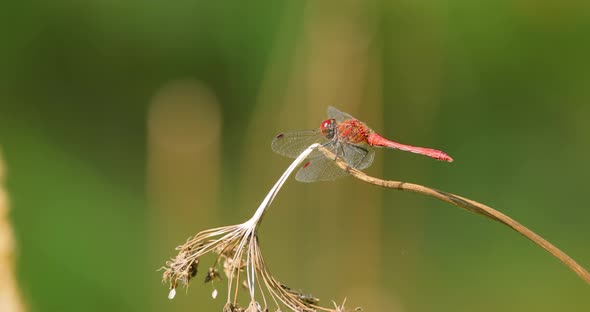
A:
[{"xmin": 320, "ymin": 119, "xmax": 335, "ymax": 139}]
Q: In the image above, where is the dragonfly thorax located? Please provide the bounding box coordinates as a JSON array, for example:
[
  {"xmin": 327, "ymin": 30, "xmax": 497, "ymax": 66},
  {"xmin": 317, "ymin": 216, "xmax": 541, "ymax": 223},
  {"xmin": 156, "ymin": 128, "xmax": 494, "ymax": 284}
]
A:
[{"xmin": 320, "ymin": 118, "xmax": 337, "ymax": 140}]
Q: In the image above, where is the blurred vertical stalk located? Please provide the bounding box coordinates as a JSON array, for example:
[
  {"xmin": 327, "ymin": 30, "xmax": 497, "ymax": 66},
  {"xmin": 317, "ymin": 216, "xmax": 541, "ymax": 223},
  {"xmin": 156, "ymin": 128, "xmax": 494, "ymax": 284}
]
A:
[
  {"xmin": 0, "ymin": 150, "xmax": 26, "ymax": 312},
  {"xmin": 147, "ymin": 81, "xmax": 222, "ymax": 310},
  {"xmin": 299, "ymin": 2, "xmax": 388, "ymax": 310},
  {"xmin": 243, "ymin": 0, "xmax": 393, "ymax": 309}
]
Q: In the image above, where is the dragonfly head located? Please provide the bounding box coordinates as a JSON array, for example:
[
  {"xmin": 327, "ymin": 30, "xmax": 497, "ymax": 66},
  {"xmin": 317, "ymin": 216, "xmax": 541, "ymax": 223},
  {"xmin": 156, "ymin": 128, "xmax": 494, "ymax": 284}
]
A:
[{"xmin": 320, "ymin": 118, "xmax": 336, "ymax": 139}]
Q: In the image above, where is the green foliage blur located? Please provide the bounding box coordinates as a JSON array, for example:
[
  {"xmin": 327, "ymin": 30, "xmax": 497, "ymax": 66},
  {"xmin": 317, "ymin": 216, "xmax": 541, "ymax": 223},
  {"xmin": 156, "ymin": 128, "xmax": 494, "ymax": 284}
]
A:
[{"xmin": 2, "ymin": 1, "xmax": 589, "ymax": 311}]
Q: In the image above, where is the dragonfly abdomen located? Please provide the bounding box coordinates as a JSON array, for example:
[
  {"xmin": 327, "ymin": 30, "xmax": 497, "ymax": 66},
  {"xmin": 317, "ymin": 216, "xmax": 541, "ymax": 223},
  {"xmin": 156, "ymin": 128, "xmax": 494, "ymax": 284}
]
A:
[{"xmin": 367, "ymin": 133, "xmax": 453, "ymax": 162}]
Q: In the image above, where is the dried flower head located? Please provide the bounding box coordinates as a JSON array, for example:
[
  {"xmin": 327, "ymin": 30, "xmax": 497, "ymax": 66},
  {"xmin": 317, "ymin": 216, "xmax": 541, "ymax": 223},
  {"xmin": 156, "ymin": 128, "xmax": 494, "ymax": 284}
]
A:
[{"xmin": 161, "ymin": 143, "xmax": 361, "ymax": 311}]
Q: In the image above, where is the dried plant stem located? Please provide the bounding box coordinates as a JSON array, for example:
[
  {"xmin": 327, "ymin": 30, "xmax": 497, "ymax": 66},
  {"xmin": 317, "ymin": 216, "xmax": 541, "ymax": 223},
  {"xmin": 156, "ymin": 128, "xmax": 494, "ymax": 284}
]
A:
[{"xmin": 318, "ymin": 146, "xmax": 590, "ymax": 285}]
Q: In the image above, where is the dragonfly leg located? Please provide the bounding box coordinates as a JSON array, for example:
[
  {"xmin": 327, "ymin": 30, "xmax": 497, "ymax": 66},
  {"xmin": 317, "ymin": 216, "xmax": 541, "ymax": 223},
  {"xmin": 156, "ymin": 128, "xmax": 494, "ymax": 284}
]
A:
[
  {"xmin": 327, "ymin": 140, "xmax": 342, "ymax": 161},
  {"xmin": 338, "ymin": 142, "xmax": 346, "ymax": 161},
  {"xmin": 320, "ymin": 140, "xmax": 340, "ymax": 161},
  {"xmin": 349, "ymin": 145, "xmax": 369, "ymax": 168}
]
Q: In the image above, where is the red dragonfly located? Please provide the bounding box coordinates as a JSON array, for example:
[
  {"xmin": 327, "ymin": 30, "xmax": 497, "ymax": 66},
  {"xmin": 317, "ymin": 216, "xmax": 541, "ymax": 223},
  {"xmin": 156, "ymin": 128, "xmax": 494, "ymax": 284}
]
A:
[{"xmin": 272, "ymin": 106, "xmax": 453, "ymax": 182}]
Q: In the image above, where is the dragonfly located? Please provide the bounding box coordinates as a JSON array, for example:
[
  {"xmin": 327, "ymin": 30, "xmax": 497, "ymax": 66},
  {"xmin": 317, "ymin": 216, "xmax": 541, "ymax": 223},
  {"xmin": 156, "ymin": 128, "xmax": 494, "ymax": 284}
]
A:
[{"xmin": 271, "ymin": 106, "xmax": 453, "ymax": 182}]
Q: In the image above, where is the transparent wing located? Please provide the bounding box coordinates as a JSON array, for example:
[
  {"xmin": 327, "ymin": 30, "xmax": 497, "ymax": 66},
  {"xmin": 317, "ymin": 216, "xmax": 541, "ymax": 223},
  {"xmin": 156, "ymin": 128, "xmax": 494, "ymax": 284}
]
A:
[
  {"xmin": 271, "ymin": 129, "xmax": 328, "ymax": 158},
  {"xmin": 295, "ymin": 155, "xmax": 350, "ymax": 182},
  {"xmin": 339, "ymin": 142, "xmax": 375, "ymax": 170},
  {"xmin": 295, "ymin": 142, "xmax": 375, "ymax": 182},
  {"xmin": 327, "ymin": 106, "xmax": 357, "ymax": 122}
]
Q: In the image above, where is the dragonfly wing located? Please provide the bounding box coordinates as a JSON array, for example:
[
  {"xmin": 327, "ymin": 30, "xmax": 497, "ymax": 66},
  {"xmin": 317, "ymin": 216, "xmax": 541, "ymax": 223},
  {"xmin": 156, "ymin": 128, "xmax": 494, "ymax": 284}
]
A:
[
  {"xmin": 327, "ymin": 106, "xmax": 357, "ymax": 122},
  {"xmin": 295, "ymin": 155, "xmax": 350, "ymax": 182},
  {"xmin": 339, "ymin": 142, "xmax": 375, "ymax": 170},
  {"xmin": 271, "ymin": 129, "xmax": 327, "ymax": 158},
  {"xmin": 294, "ymin": 141, "xmax": 373, "ymax": 182}
]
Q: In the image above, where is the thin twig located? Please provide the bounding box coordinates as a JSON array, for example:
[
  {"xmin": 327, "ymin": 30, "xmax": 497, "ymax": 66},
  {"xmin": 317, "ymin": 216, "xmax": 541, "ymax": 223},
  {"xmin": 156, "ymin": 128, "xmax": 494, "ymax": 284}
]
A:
[{"xmin": 317, "ymin": 146, "xmax": 590, "ymax": 285}]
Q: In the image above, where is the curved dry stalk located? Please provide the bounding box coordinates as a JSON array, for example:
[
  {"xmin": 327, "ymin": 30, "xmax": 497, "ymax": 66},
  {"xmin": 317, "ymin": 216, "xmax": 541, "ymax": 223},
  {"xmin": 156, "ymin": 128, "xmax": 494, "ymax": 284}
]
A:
[{"xmin": 317, "ymin": 146, "xmax": 590, "ymax": 285}]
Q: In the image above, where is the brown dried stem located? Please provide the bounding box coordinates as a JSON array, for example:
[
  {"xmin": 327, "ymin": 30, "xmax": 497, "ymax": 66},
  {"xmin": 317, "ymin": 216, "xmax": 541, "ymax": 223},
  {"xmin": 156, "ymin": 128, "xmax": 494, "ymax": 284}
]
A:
[{"xmin": 318, "ymin": 146, "xmax": 590, "ymax": 285}]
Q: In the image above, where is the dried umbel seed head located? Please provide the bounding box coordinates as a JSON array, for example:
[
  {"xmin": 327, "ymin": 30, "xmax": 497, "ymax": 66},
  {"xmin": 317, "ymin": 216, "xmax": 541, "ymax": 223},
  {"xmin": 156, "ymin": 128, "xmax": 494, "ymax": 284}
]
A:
[
  {"xmin": 222, "ymin": 254, "xmax": 245, "ymax": 278},
  {"xmin": 189, "ymin": 261, "xmax": 198, "ymax": 278},
  {"xmin": 167, "ymin": 288, "xmax": 176, "ymax": 300},
  {"xmin": 280, "ymin": 283, "xmax": 319, "ymax": 306},
  {"xmin": 204, "ymin": 267, "xmax": 222, "ymax": 283},
  {"xmin": 245, "ymin": 301, "xmax": 262, "ymax": 312},
  {"xmin": 333, "ymin": 299, "xmax": 363, "ymax": 312},
  {"xmin": 223, "ymin": 302, "xmax": 236, "ymax": 312},
  {"xmin": 161, "ymin": 144, "xmax": 362, "ymax": 311}
]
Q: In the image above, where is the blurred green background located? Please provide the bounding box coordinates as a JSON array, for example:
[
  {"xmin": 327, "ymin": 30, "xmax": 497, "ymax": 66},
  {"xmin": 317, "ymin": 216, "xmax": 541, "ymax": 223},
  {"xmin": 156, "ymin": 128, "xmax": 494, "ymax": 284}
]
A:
[{"xmin": 2, "ymin": 1, "xmax": 590, "ymax": 311}]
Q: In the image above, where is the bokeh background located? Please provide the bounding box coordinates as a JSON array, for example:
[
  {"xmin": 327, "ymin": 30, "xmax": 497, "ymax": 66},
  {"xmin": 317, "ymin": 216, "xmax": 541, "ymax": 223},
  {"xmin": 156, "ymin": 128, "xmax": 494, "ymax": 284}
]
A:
[{"xmin": 2, "ymin": 1, "xmax": 590, "ymax": 311}]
